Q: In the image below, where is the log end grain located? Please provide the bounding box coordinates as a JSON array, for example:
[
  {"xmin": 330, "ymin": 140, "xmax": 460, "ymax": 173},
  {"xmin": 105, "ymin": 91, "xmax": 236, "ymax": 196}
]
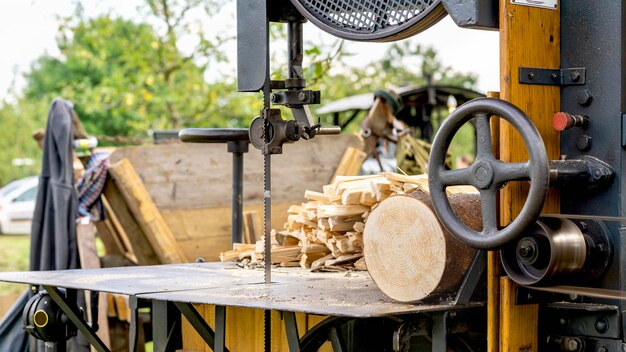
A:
[{"xmin": 364, "ymin": 196, "xmax": 447, "ymax": 302}]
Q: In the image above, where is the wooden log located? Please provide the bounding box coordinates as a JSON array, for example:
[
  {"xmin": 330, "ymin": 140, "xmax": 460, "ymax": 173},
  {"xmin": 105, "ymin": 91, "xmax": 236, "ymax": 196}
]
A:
[
  {"xmin": 364, "ymin": 191, "xmax": 480, "ymax": 302},
  {"xmin": 108, "ymin": 159, "xmax": 187, "ymax": 264}
]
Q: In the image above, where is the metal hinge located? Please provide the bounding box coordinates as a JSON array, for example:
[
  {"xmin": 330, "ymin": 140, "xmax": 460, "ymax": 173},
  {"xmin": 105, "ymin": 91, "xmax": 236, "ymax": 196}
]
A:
[{"xmin": 519, "ymin": 67, "xmax": 586, "ymax": 86}]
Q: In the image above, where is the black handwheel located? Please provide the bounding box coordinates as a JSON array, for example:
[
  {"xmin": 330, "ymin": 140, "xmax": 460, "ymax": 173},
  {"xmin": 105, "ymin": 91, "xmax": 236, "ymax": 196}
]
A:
[{"xmin": 428, "ymin": 98, "xmax": 549, "ymax": 249}]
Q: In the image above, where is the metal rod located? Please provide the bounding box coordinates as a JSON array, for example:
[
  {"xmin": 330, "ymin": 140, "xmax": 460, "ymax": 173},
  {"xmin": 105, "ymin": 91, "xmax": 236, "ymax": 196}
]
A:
[
  {"xmin": 283, "ymin": 311, "xmax": 301, "ymax": 352},
  {"xmin": 231, "ymin": 143, "xmax": 244, "ymax": 244},
  {"xmin": 43, "ymin": 286, "xmax": 110, "ymax": 352},
  {"xmin": 288, "ymin": 21, "xmax": 304, "ymax": 81},
  {"xmin": 215, "ymin": 306, "xmax": 227, "ymax": 352}
]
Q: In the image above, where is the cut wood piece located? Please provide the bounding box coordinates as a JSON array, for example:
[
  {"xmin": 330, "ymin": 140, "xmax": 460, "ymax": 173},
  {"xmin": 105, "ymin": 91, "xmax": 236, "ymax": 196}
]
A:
[
  {"xmin": 341, "ymin": 189, "xmax": 364, "ymax": 205},
  {"xmin": 324, "ymin": 253, "xmax": 363, "ymax": 267},
  {"xmin": 287, "ymin": 205, "xmax": 303, "ymax": 214},
  {"xmin": 353, "ymin": 222, "xmax": 365, "ymax": 233},
  {"xmin": 242, "ymin": 211, "xmax": 258, "ymax": 244},
  {"xmin": 270, "ymin": 245, "xmax": 301, "ymax": 264},
  {"xmin": 328, "ymin": 217, "xmax": 358, "ymax": 232},
  {"xmin": 311, "ymin": 254, "xmax": 335, "ymax": 270},
  {"xmin": 359, "ymin": 191, "xmax": 377, "ymax": 206},
  {"xmin": 317, "ymin": 218, "xmax": 330, "ymax": 231},
  {"xmin": 354, "ymin": 257, "xmax": 367, "ymax": 271},
  {"xmin": 301, "ymin": 244, "xmax": 331, "ymax": 255},
  {"xmin": 331, "ymin": 146, "xmax": 368, "ymax": 183},
  {"xmin": 108, "ymin": 159, "xmax": 187, "ymax": 264},
  {"xmin": 304, "ymin": 190, "xmax": 331, "ymax": 203},
  {"xmin": 280, "ymin": 261, "xmax": 301, "ymax": 267},
  {"xmin": 318, "ymin": 205, "xmax": 369, "ymax": 218},
  {"xmin": 300, "ymin": 252, "xmax": 327, "ymax": 269},
  {"xmin": 364, "ymin": 192, "xmax": 480, "ymax": 303}
]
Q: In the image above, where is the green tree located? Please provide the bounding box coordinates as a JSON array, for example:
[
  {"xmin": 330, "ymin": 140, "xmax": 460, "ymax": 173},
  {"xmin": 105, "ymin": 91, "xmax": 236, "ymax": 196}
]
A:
[{"xmin": 24, "ymin": 1, "xmax": 233, "ymax": 137}]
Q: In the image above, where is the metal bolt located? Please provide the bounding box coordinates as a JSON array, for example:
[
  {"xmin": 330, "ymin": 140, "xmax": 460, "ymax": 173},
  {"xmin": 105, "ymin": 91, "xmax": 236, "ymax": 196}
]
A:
[
  {"xmin": 576, "ymin": 135, "xmax": 592, "ymax": 152},
  {"xmin": 527, "ymin": 72, "xmax": 535, "ymax": 80},
  {"xmin": 195, "ymin": 257, "xmax": 205, "ymax": 263},
  {"xmin": 595, "ymin": 317, "xmax": 609, "ymax": 333},
  {"xmin": 577, "ymin": 90, "xmax": 593, "ymax": 106},
  {"xmin": 298, "ymin": 92, "xmax": 307, "ymax": 102},
  {"xmin": 270, "ymin": 147, "xmax": 281, "ymax": 154},
  {"xmin": 270, "ymin": 93, "xmax": 277, "ymax": 102},
  {"xmin": 561, "ymin": 337, "xmax": 583, "ymax": 352},
  {"xmin": 598, "ymin": 347, "xmax": 608, "ymax": 352},
  {"xmin": 551, "ymin": 73, "xmax": 559, "ymax": 81},
  {"xmin": 570, "ymin": 71, "xmax": 581, "ymax": 82}
]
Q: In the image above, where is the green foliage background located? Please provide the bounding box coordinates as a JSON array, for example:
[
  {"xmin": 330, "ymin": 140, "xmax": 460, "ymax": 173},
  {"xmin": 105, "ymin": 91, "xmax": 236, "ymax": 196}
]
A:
[{"xmin": 0, "ymin": 0, "xmax": 478, "ymax": 186}]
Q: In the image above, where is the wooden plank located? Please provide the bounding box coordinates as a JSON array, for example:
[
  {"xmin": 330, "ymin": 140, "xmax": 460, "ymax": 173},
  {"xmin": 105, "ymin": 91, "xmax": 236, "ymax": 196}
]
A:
[
  {"xmin": 487, "ymin": 91, "xmax": 501, "ymax": 352},
  {"xmin": 108, "ymin": 159, "xmax": 187, "ymax": 264},
  {"xmin": 500, "ymin": 277, "xmax": 538, "ymax": 352},
  {"xmin": 161, "ymin": 202, "xmax": 291, "ymax": 262},
  {"xmin": 103, "ymin": 178, "xmax": 160, "ymax": 265},
  {"xmin": 109, "ymin": 134, "xmax": 363, "ymax": 210},
  {"xmin": 499, "ymin": 1, "xmax": 560, "ymax": 350},
  {"xmin": 76, "ymin": 220, "xmax": 111, "ymax": 350}
]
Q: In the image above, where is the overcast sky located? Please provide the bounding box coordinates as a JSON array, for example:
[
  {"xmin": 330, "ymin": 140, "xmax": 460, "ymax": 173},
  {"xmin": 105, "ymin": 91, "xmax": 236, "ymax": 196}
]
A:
[{"xmin": 0, "ymin": 1, "xmax": 500, "ymax": 101}]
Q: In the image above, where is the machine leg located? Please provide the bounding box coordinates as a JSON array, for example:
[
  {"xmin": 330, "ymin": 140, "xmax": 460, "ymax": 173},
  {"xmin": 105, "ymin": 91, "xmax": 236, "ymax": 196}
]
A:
[
  {"xmin": 43, "ymin": 286, "xmax": 110, "ymax": 352},
  {"xmin": 432, "ymin": 312, "xmax": 448, "ymax": 352},
  {"xmin": 283, "ymin": 311, "xmax": 301, "ymax": 352},
  {"xmin": 129, "ymin": 296, "xmax": 139, "ymax": 352},
  {"xmin": 152, "ymin": 301, "xmax": 182, "ymax": 352},
  {"xmin": 328, "ymin": 326, "xmax": 345, "ymax": 352},
  {"xmin": 215, "ymin": 305, "xmax": 227, "ymax": 352}
]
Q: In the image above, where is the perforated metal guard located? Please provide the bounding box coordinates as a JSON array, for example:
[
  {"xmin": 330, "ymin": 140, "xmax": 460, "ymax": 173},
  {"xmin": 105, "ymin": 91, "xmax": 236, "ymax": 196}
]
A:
[{"xmin": 290, "ymin": 0, "xmax": 446, "ymax": 42}]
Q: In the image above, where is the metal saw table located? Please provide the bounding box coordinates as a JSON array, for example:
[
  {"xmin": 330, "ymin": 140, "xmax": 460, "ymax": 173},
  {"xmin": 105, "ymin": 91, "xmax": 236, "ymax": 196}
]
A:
[{"xmin": 0, "ymin": 262, "xmax": 483, "ymax": 351}]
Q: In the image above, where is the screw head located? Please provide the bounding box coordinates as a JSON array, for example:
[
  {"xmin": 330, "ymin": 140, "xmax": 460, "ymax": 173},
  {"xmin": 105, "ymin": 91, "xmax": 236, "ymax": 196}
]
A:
[
  {"xmin": 570, "ymin": 71, "xmax": 581, "ymax": 82},
  {"xmin": 298, "ymin": 92, "xmax": 307, "ymax": 102},
  {"xmin": 576, "ymin": 135, "xmax": 592, "ymax": 152},
  {"xmin": 528, "ymin": 72, "xmax": 535, "ymax": 80},
  {"xmin": 577, "ymin": 90, "xmax": 593, "ymax": 106}
]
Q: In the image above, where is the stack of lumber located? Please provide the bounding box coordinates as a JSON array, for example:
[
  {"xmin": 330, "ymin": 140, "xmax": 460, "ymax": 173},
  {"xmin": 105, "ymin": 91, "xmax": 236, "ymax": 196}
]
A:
[{"xmin": 220, "ymin": 172, "xmax": 477, "ymax": 272}]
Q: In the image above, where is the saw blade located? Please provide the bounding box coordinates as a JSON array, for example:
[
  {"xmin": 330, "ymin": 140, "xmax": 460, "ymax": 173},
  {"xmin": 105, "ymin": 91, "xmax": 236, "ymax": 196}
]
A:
[
  {"xmin": 542, "ymin": 213, "xmax": 626, "ymax": 222},
  {"xmin": 524, "ymin": 285, "xmax": 626, "ymax": 301}
]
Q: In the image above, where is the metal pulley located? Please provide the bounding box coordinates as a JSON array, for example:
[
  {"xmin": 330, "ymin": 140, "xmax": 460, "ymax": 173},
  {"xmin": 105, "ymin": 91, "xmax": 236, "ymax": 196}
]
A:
[
  {"xmin": 500, "ymin": 217, "xmax": 611, "ymax": 286},
  {"xmin": 289, "ymin": 0, "xmax": 447, "ymax": 42},
  {"xmin": 23, "ymin": 289, "xmax": 77, "ymax": 343}
]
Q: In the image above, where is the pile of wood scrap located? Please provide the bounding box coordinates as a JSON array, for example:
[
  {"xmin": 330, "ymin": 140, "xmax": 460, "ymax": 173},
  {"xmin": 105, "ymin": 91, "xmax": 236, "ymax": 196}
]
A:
[{"xmin": 220, "ymin": 172, "xmax": 476, "ymax": 271}]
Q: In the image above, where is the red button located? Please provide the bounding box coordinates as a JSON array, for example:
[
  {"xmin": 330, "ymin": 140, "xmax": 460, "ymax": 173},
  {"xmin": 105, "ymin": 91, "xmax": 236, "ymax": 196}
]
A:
[{"xmin": 553, "ymin": 112, "xmax": 571, "ymax": 131}]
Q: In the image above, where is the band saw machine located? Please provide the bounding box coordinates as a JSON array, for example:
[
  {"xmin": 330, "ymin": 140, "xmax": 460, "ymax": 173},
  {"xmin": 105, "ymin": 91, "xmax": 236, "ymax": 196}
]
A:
[{"xmin": 2, "ymin": 0, "xmax": 626, "ymax": 351}]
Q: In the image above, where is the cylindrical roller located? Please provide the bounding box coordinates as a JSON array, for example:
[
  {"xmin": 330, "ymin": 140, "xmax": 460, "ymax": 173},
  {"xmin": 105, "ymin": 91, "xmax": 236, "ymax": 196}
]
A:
[
  {"xmin": 501, "ymin": 217, "xmax": 611, "ymax": 286},
  {"xmin": 364, "ymin": 191, "xmax": 480, "ymax": 302}
]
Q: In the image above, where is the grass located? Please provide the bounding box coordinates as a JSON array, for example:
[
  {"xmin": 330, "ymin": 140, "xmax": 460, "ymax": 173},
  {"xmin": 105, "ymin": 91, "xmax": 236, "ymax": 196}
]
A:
[{"xmin": 0, "ymin": 235, "xmax": 30, "ymax": 295}]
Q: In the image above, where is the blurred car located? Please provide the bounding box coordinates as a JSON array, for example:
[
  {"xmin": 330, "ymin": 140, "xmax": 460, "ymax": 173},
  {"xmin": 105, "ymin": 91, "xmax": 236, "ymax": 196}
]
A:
[{"xmin": 0, "ymin": 176, "xmax": 39, "ymax": 235}]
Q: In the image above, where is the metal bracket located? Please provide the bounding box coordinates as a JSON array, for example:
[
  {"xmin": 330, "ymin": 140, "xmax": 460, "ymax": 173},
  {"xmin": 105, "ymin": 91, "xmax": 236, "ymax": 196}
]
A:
[{"xmin": 519, "ymin": 67, "xmax": 586, "ymax": 86}]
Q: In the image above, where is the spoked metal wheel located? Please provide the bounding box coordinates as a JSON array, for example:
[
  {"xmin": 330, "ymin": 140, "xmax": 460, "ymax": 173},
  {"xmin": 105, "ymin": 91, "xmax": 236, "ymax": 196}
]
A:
[{"xmin": 290, "ymin": 0, "xmax": 447, "ymax": 42}]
